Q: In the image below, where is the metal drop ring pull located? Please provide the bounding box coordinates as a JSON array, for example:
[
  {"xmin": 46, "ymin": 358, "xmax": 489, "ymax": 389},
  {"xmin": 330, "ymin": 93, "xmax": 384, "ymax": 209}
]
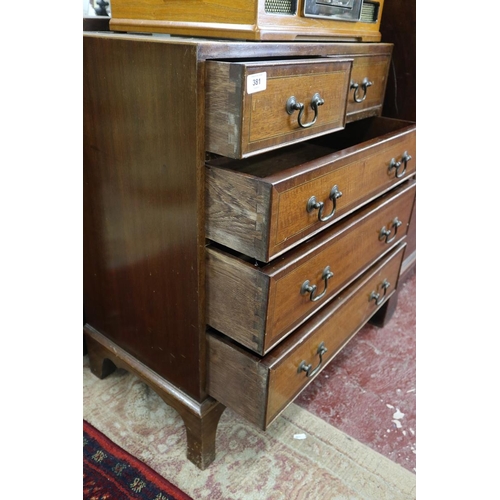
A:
[
  {"xmin": 297, "ymin": 342, "xmax": 328, "ymax": 378},
  {"xmin": 370, "ymin": 279, "xmax": 391, "ymax": 306},
  {"xmin": 286, "ymin": 93, "xmax": 325, "ymax": 129},
  {"xmin": 307, "ymin": 185, "xmax": 343, "ymax": 222},
  {"xmin": 350, "ymin": 77, "xmax": 373, "ymax": 103},
  {"xmin": 388, "ymin": 151, "xmax": 412, "ymax": 179},
  {"xmin": 379, "ymin": 217, "xmax": 403, "ymax": 244},
  {"xmin": 301, "ymin": 266, "xmax": 334, "ymax": 302}
]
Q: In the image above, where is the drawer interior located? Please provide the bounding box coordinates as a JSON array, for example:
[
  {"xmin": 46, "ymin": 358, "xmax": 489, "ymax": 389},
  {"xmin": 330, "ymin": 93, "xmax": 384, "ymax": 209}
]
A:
[
  {"xmin": 206, "ymin": 115, "xmax": 415, "ymax": 262},
  {"xmin": 311, "ymin": 116, "xmax": 415, "ymax": 150},
  {"xmin": 207, "ymin": 116, "xmax": 415, "ymax": 179}
]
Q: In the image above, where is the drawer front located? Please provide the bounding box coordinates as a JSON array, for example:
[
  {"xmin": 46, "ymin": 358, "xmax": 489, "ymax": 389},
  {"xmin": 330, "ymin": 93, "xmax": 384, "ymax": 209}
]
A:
[
  {"xmin": 207, "ymin": 243, "xmax": 406, "ymax": 430},
  {"xmin": 206, "ymin": 179, "xmax": 415, "ymax": 355},
  {"xmin": 205, "ymin": 58, "xmax": 352, "ymax": 159},
  {"xmin": 266, "ymin": 242, "xmax": 404, "ymax": 425},
  {"xmin": 272, "ymin": 124, "xmax": 416, "ymax": 256},
  {"xmin": 267, "ymin": 180, "xmax": 414, "ymax": 349},
  {"xmin": 344, "ymin": 54, "xmax": 391, "ymax": 121},
  {"xmin": 206, "ymin": 117, "xmax": 416, "ymax": 262}
]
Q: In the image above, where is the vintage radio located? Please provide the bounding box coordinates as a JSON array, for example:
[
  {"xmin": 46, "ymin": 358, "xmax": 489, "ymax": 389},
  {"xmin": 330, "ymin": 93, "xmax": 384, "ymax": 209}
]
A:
[{"xmin": 109, "ymin": 0, "xmax": 384, "ymax": 41}]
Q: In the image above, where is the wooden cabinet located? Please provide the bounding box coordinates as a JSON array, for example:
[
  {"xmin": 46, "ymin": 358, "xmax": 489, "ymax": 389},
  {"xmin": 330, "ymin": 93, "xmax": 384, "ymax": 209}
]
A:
[
  {"xmin": 83, "ymin": 33, "xmax": 416, "ymax": 470},
  {"xmin": 108, "ymin": 0, "xmax": 386, "ymax": 41}
]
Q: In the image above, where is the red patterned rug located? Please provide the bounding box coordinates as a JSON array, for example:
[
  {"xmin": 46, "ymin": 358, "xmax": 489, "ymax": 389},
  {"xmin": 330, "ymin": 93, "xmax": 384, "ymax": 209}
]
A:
[{"xmin": 83, "ymin": 420, "xmax": 193, "ymax": 500}]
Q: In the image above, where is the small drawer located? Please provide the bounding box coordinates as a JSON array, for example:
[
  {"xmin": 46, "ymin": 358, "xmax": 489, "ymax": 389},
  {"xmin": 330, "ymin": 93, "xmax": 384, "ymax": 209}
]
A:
[
  {"xmin": 206, "ymin": 179, "xmax": 415, "ymax": 355},
  {"xmin": 206, "ymin": 117, "xmax": 416, "ymax": 262},
  {"xmin": 344, "ymin": 53, "xmax": 391, "ymax": 122},
  {"xmin": 207, "ymin": 242, "xmax": 406, "ymax": 430},
  {"xmin": 205, "ymin": 58, "xmax": 352, "ymax": 159}
]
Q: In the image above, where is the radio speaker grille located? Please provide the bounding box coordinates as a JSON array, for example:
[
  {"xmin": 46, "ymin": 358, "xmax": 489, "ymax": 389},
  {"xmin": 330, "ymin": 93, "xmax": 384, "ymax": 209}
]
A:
[
  {"xmin": 265, "ymin": 0, "xmax": 296, "ymax": 15},
  {"xmin": 360, "ymin": 2, "xmax": 379, "ymax": 23}
]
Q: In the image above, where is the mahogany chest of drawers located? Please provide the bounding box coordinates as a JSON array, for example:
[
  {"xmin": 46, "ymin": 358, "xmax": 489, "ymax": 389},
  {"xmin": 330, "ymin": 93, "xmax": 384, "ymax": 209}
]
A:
[{"xmin": 83, "ymin": 32, "xmax": 416, "ymax": 469}]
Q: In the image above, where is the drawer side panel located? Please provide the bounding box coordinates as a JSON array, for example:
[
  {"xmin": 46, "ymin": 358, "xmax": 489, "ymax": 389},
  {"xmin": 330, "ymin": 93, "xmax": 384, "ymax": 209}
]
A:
[
  {"xmin": 207, "ymin": 333, "xmax": 269, "ymax": 429},
  {"xmin": 206, "ymin": 247, "xmax": 270, "ymax": 353},
  {"xmin": 206, "ymin": 166, "xmax": 272, "ymax": 261},
  {"xmin": 206, "ymin": 61, "xmax": 244, "ymax": 158}
]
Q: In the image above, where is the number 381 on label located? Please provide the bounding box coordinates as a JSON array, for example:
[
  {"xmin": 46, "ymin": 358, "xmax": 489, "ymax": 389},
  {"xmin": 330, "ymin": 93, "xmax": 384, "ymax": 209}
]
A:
[{"xmin": 247, "ymin": 72, "xmax": 267, "ymax": 95}]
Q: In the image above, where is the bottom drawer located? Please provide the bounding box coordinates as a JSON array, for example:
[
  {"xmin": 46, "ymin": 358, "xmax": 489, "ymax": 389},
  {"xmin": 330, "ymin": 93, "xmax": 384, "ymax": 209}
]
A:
[{"xmin": 207, "ymin": 242, "xmax": 406, "ymax": 430}]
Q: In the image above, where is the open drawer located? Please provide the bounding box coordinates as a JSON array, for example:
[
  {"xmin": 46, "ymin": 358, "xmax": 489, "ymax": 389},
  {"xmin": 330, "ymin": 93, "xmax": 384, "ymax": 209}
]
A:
[
  {"xmin": 207, "ymin": 242, "xmax": 406, "ymax": 430},
  {"xmin": 205, "ymin": 57, "xmax": 352, "ymax": 158},
  {"xmin": 206, "ymin": 179, "xmax": 415, "ymax": 355},
  {"xmin": 206, "ymin": 117, "xmax": 416, "ymax": 262}
]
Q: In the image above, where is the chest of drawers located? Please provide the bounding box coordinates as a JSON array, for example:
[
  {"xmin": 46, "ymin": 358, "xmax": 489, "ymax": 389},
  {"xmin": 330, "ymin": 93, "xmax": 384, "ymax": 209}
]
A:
[{"xmin": 83, "ymin": 32, "xmax": 416, "ymax": 470}]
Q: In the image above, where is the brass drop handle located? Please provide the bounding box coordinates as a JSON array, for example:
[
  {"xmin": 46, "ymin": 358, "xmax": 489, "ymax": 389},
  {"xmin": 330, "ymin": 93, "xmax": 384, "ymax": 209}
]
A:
[
  {"xmin": 350, "ymin": 77, "xmax": 373, "ymax": 103},
  {"xmin": 301, "ymin": 266, "xmax": 334, "ymax": 302},
  {"xmin": 379, "ymin": 217, "xmax": 403, "ymax": 244},
  {"xmin": 388, "ymin": 151, "xmax": 412, "ymax": 179},
  {"xmin": 286, "ymin": 93, "xmax": 324, "ymax": 129},
  {"xmin": 307, "ymin": 185, "xmax": 343, "ymax": 222},
  {"xmin": 298, "ymin": 342, "xmax": 328, "ymax": 378},
  {"xmin": 370, "ymin": 279, "xmax": 391, "ymax": 306}
]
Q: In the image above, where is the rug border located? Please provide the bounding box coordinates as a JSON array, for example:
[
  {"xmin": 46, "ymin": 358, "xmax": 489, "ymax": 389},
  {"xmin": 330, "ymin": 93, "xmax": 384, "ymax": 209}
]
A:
[{"xmin": 84, "ymin": 419, "xmax": 193, "ymax": 500}]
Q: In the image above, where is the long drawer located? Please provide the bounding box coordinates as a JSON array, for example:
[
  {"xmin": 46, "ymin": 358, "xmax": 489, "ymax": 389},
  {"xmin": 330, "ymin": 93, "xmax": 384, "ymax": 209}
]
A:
[
  {"xmin": 207, "ymin": 242, "xmax": 406, "ymax": 430},
  {"xmin": 206, "ymin": 178, "xmax": 415, "ymax": 355},
  {"xmin": 205, "ymin": 58, "xmax": 352, "ymax": 159},
  {"xmin": 206, "ymin": 117, "xmax": 416, "ymax": 262}
]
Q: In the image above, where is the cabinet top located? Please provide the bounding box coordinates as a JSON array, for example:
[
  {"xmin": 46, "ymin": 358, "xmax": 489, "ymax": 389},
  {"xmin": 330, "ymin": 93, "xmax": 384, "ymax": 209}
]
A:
[{"xmin": 83, "ymin": 30, "xmax": 393, "ymax": 60}]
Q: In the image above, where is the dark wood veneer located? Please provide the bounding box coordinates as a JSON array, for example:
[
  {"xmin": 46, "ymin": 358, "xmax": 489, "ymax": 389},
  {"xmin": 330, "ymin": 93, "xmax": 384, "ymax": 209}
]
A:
[{"xmin": 83, "ymin": 37, "xmax": 206, "ymax": 401}]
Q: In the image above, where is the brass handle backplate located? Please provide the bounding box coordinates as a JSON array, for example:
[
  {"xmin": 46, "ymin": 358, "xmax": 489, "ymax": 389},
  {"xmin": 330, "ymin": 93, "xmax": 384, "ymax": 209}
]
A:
[
  {"xmin": 350, "ymin": 77, "xmax": 373, "ymax": 103},
  {"xmin": 301, "ymin": 266, "xmax": 334, "ymax": 302},
  {"xmin": 307, "ymin": 185, "xmax": 343, "ymax": 222},
  {"xmin": 379, "ymin": 217, "xmax": 403, "ymax": 244},
  {"xmin": 286, "ymin": 93, "xmax": 324, "ymax": 129},
  {"xmin": 388, "ymin": 151, "xmax": 412, "ymax": 179},
  {"xmin": 370, "ymin": 279, "xmax": 391, "ymax": 306},
  {"xmin": 298, "ymin": 342, "xmax": 328, "ymax": 378}
]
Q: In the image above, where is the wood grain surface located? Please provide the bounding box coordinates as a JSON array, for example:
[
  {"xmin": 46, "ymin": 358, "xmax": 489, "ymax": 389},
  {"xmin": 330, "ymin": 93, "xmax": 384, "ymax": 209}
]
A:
[
  {"xmin": 206, "ymin": 117, "xmax": 416, "ymax": 262},
  {"xmin": 345, "ymin": 54, "xmax": 392, "ymax": 120},
  {"xmin": 206, "ymin": 179, "xmax": 415, "ymax": 355},
  {"xmin": 83, "ymin": 36, "xmax": 207, "ymax": 401},
  {"xmin": 207, "ymin": 242, "xmax": 405, "ymax": 429},
  {"xmin": 109, "ymin": 0, "xmax": 385, "ymax": 41},
  {"xmin": 206, "ymin": 59, "xmax": 352, "ymax": 158}
]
